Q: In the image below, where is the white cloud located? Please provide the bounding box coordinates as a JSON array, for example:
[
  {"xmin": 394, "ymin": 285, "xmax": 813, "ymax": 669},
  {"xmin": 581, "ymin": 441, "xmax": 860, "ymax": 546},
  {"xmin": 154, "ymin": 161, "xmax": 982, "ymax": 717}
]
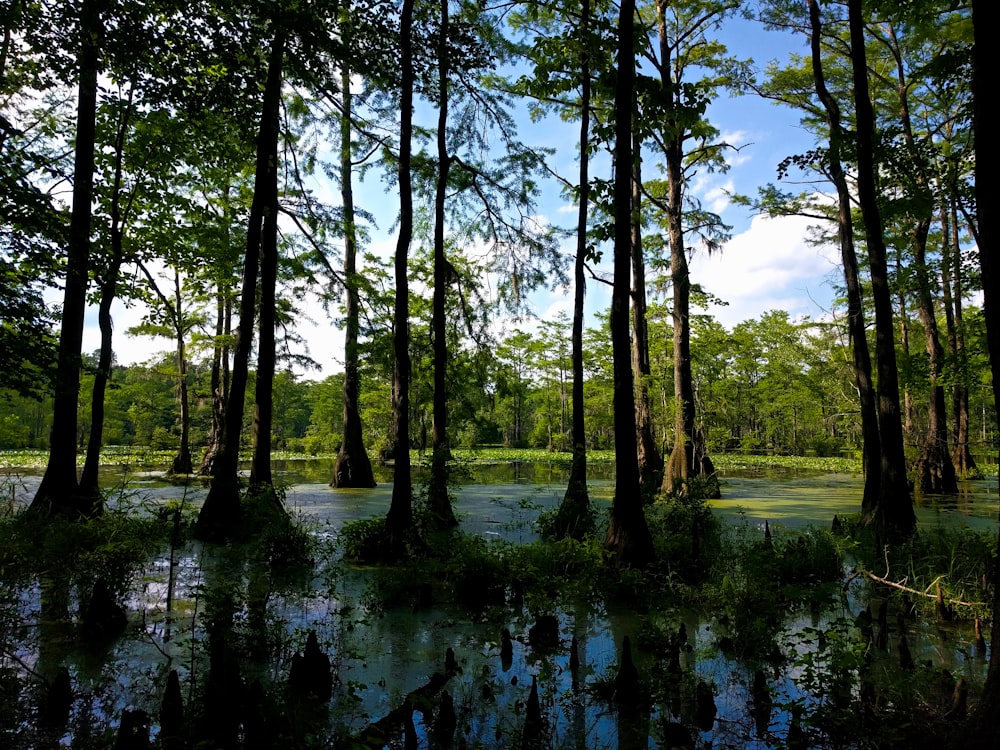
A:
[
  {"xmin": 689, "ymin": 212, "xmax": 840, "ymax": 328},
  {"xmin": 703, "ymin": 179, "xmax": 735, "ymax": 214}
]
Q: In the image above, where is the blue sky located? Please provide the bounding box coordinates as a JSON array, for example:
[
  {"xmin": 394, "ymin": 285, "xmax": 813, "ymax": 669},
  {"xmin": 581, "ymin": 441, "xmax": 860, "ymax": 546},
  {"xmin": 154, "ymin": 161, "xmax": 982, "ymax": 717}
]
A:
[{"xmin": 84, "ymin": 8, "xmax": 844, "ymax": 377}]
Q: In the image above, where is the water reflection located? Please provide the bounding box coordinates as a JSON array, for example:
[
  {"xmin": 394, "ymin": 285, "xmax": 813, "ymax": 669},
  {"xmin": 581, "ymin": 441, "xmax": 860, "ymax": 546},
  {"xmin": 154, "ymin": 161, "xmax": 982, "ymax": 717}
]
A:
[{"xmin": 1, "ymin": 460, "xmax": 997, "ymax": 748}]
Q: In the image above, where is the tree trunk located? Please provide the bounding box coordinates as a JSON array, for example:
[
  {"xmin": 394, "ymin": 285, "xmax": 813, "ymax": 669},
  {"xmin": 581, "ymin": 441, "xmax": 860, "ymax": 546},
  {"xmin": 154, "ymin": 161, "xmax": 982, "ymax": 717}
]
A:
[
  {"xmin": 656, "ymin": 0, "xmax": 716, "ymax": 499},
  {"xmin": 427, "ymin": 0, "xmax": 458, "ymax": 529},
  {"xmin": 249, "ymin": 79, "xmax": 283, "ymax": 495},
  {"xmin": 382, "ymin": 0, "xmax": 417, "ymax": 559},
  {"xmin": 332, "ymin": 51, "xmax": 376, "ymax": 489},
  {"xmin": 963, "ymin": 1, "xmax": 1000, "ymax": 743},
  {"xmin": 605, "ymin": 0, "xmax": 653, "ymax": 568},
  {"xmin": 807, "ymin": 0, "xmax": 881, "ymax": 514},
  {"xmin": 553, "ymin": 0, "xmax": 591, "ymax": 540},
  {"xmin": 170, "ymin": 272, "xmax": 193, "ymax": 476},
  {"xmin": 885, "ymin": 23, "xmax": 955, "ymax": 495},
  {"xmin": 631, "ymin": 130, "xmax": 662, "ymax": 503},
  {"xmin": 911, "ymin": 218, "xmax": 957, "ymax": 494},
  {"xmin": 79, "ymin": 91, "xmax": 131, "ymax": 499},
  {"xmin": 199, "ymin": 283, "xmax": 230, "ymax": 476},
  {"xmin": 847, "ymin": 0, "xmax": 915, "ymax": 543},
  {"xmin": 897, "ymin": 263, "xmax": 915, "ymax": 441},
  {"xmin": 30, "ymin": 0, "xmax": 101, "ymax": 518},
  {"xmin": 196, "ymin": 22, "xmax": 285, "ymax": 539},
  {"xmin": 943, "ymin": 200, "xmax": 977, "ymax": 477}
]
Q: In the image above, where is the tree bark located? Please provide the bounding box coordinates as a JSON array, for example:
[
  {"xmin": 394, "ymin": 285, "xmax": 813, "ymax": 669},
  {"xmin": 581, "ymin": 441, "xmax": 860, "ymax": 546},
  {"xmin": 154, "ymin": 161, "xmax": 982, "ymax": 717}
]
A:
[
  {"xmin": 30, "ymin": 0, "xmax": 101, "ymax": 518},
  {"xmin": 554, "ymin": 0, "xmax": 591, "ymax": 539},
  {"xmin": 605, "ymin": 0, "xmax": 653, "ymax": 568},
  {"xmin": 847, "ymin": 0, "xmax": 915, "ymax": 543},
  {"xmin": 942, "ymin": 200, "xmax": 977, "ymax": 477},
  {"xmin": 911, "ymin": 217, "xmax": 957, "ymax": 494},
  {"xmin": 656, "ymin": 0, "xmax": 716, "ymax": 499},
  {"xmin": 884, "ymin": 21, "xmax": 955, "ymax": 495},
  {"xmin": 427, "ymin": 0, "xmax": 458, "ymax": 529},
  {"xmin": 331, "ymin": 49, "xmax": 376, "ymax": 489},
  {"xmin": 249, "ymin": 67, "xmax": 283, "ymax": 496},
  {"xmin": 199, "ymin": 281, "xmax": 230, "ymax": 476},
  {"xmin": 631, "ymin": 130, "xmax": 662, "ymax": 502},
  {"xmin": 382, "ymin": 0, "xmax": 417, "ymax": 559},
  {"xmin": 79, "ymin": 90, "xmax": 131, "ymax": 499},
  {"xmin": 897, "ymin": 260, "xmax": 915, "ymax": 441},
  {"xmin": 169, "ymin": 272, "xmax": 193, "ymax": 476},
  {"xmin": 196, "ymin": 22, "xmax": 285, "ymax": 538},
  {"xmin": 806, "ymin": 0, "xmax": 881, "ymax": 514}
]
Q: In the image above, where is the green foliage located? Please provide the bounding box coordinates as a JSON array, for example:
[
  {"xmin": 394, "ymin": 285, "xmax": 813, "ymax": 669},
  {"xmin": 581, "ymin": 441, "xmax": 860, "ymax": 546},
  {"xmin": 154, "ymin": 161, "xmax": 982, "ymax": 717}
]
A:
[
  {"xmin": 647, "ymin": 480, "xmax": 723, "ymax": 583},
  {"xmin": 0, "ymin": 494, "xmax": 171, "ymax": 602},
  {"xmin": 704, "ymin": 517, "xmax": 843, "ymax": 661},
  {"xmin": 239, "ymin": 485, "xmax": 316, "ymax": 572},
  {"xmin": 837, "ymin": 516, "xmax": 997, "ymax": 622},
  {"xmin": 338, "ymin": 517, "xmax": 386, "ymax": 563}
]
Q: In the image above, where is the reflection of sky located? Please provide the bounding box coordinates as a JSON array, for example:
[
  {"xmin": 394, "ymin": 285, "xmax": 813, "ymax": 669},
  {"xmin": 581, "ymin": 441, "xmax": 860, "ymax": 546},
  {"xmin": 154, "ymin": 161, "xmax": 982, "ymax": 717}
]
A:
[{"xmin": 6, "ymin": 463, "xmax": 996, "ymax": 747}]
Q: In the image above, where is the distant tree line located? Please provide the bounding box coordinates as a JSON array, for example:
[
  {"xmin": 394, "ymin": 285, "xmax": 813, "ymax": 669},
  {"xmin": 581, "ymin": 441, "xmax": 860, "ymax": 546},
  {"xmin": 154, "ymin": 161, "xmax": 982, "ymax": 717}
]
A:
[{"xmin": 2, "ymin": 302, "xmax": 994, "ymax": 467}]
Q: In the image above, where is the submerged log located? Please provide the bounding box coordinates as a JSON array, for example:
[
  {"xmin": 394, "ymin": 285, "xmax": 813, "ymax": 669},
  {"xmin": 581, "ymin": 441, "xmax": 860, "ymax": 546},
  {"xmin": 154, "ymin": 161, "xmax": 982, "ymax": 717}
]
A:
[{"xmin": 337, "ymin": 649, "xmax": 458, "ymax": 749}]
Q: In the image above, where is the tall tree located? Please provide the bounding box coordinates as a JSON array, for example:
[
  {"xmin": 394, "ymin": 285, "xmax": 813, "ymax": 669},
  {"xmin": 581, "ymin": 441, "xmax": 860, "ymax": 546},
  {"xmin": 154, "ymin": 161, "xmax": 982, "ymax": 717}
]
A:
[
  {"xmin": 873, "ymin": 16, "xmax": 957, "ymax": 495},
  {"xmin": 605, "ymin": 0, "xmax": 654, "ymax": 568},
  {"xmin": 805, "ymin": 0, "xmax": 881, "ymax": 514},
  {"xmin": 130, "ymin": 266, "xmax": 201, "ymax": 477},
  {"xmin": 426, "ymin": 0, "xmax": 459, "ymax": 529},
  {"xmin": 248, "ymin": 24, "xmax": 285, "ymax": 496},
  {"xmin": 29, "ymin": 0, "xmax": 102, "ymax": 517},
  {"xmin": 631, "ymin": 129, "xmax": 662, "ymax": 501},
  {"xmin": 558, "ymin": 0, "xmax": 596, "ymax": 537},
  {"xmin": 196, "ymin": 15, "xmax": 287, "ymax": 538},
  {"xmin": 381, "ymin": 0, "xmax": 417, "ymax": 559},
  {"xmin": 847, "ymin": 0, "xmax": 914, "ymax": 541},
  {"xmin": 511, "ymin": 0, "xmax": 610, "ymax": 537},
  {"xmin": 640, "ymin": 0, "xmax": 740, "ymax": 500},
  {"xmin": 330, "ymin": 20, "xmax": 377, "ymax": 489},
  {"xmin": 942, "ymin": 199, "xmax": 978, "ymax": 477},
  {"xmin": 78, "ymin": 87, "xmax": 134, "ymax": 499}
]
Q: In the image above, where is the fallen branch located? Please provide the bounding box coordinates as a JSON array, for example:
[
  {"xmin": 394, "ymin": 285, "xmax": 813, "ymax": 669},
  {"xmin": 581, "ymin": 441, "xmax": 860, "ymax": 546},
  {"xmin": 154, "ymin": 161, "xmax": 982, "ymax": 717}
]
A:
[
  {"xmin": 335, "ymin": 648, "xmax": 458, "ymax": 750},
  {"xmin": 860, "ymin": 568, "xmax": 985, "ymax": 608}
]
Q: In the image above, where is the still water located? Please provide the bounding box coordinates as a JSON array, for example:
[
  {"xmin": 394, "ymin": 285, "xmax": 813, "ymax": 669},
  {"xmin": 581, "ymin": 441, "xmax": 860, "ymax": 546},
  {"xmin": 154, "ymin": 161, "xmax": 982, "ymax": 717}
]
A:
[{"xmin": 3, "ymin": 460, "xmax": 998, "ymax": 748}]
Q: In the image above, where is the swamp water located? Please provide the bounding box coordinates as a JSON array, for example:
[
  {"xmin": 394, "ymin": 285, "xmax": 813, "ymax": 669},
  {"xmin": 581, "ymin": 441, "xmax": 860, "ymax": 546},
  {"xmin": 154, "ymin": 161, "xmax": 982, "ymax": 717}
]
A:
[{"xmin": 2, "ymin": 461, "xmax": 998, "ymax": 748}]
